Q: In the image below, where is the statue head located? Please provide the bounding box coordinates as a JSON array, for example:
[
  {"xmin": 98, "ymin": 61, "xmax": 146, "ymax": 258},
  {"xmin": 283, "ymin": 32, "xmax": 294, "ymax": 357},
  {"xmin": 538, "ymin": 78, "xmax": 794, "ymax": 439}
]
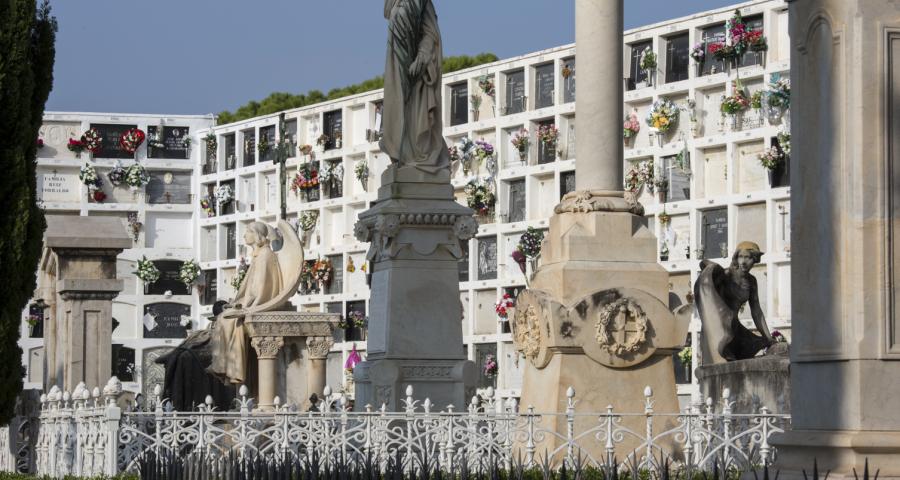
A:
[
  {"xmin": 731, "ymin": 241, "xmax": 764, "ymax": 274},
  {"xmin": 244, "ymin": 222, "xmax": 275, "ymax": 249}
]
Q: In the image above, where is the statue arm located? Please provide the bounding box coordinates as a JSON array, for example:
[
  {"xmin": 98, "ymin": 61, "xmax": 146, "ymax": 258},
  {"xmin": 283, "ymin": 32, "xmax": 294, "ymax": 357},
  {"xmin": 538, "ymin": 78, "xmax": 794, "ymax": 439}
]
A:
[
  {"xmin": 409, "ymin": 4, "xmax": 438, "ymax": 80},
  {"xmin": 749, "ymin": 277, "xmax": 774, "ymax": 341}
]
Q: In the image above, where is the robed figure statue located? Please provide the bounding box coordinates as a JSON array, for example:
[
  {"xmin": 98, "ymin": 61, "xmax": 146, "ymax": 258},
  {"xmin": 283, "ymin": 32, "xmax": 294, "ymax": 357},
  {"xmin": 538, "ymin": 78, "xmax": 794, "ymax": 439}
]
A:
[
  {"xmin": 694, "ymin": 241, "xmax": 777, "ymax": 364},
  {"xmin": 381, "ymin": 0, "xmax": 450, "ymax": 173}
]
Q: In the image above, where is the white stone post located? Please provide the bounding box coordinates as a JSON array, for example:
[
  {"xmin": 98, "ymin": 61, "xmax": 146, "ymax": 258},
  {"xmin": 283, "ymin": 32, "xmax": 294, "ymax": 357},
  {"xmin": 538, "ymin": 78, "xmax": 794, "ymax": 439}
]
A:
[{"xmin": 251, "ymin": 336, "xmax": 284, "ymax": 411}]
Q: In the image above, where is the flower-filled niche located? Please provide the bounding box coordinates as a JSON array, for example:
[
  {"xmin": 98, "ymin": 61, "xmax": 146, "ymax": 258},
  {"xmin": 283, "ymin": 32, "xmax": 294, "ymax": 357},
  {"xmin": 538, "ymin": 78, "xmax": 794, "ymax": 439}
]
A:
[
  {"xmin": 311, "ymin": 257, "xmax": 334, "ymax": 288},
  {"xmin": 107, "ymin": 161, "xmax": 127, "ymax": 187},
  {"xmin": 464, "ymin": 179, "xmax": 496, "ymax": 217},
  {"xmin": 291, "ymin": 162, "xmax": 319, "ymax": 198},
  {"xmin": 354, "ymin": 160, "xmax": 369, "ymax": 187},
  {"xmin": 512, "ymin": 227, "xmax": 544, "ymax": 283},
  {"xmin": 623, "ymin": 111, "xmax": 641, "ymax": 140},
  {"xmin": 478, "ymin": 75, "xmax": 495, "ymax": 98},
  {"xmin": 483, "ymin": 354, "xmax": 498, "ymax": 378},
  {"xmin": 321, "ymin": 161, "xmax": 344, "ymax": 197},
  {"xmin": 495, "ymin": 293, "xmax": 515, "ymax": 320},
  {"xmin": 231, "ymin": 258, "xmax": 249, "ymax": 290},
  {"xmin": 199, "ymin": 196, "xmax": 215, "ymax": 217},
  {"xmin": 511, "ymin": 128, "xmax": 529, "ymax": 160},
  {"xmin": 81, "ymin": 128, "xmax": 103, "ymax": 155},
  {"xmin": 538, "ymin": 124, "xmax": 559, "ymax": 152},
  {"xmin": 179, "ymin": 259, "xmax": 201, "ymax": 289},
  {"xmin": 124, "ymin": 163, "xmax": 150, "ymax": 189},
  {"xmin": 340, "ymin": 310, "xmax": 367, "ymax": 330},
  {"xmin": 214, "ymin": 184, "xmax": 233, "ymax": 205},
  {"xmin": 134, "ymin": 257, "xmax": 160, "ymax": 285},
  {"xmin": 646, "ymin": 99, "xmax": 679, "ymax": 134},
  {"xmin": 624, "ymin": 160, "xmax": 654, "ymax": 194},
  {"xmin": 79, "ymin": 163, "xmax": 106, "ymax": 202},
  {"xmin": 119, "ymin": 128, "xmax": 146, "ymax": 155}
]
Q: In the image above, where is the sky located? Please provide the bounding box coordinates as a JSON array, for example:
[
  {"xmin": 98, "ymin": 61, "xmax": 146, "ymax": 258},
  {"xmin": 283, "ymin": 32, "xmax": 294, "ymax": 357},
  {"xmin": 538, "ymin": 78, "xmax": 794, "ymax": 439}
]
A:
[{"xmin": 45, "ymin": 0, "xmax": 740, "ymax": 116}]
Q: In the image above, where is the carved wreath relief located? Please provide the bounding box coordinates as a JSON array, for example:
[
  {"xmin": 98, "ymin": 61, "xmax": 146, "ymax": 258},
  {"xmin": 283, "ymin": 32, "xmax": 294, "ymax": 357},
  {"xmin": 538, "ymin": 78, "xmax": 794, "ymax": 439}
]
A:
[
  {"xmin": 596, "ymin": 298, "xmax": 649, "ymax": 356},
  {"xmin": 513, "ymin": 304, "xmax": 542, "ymax": 359}
]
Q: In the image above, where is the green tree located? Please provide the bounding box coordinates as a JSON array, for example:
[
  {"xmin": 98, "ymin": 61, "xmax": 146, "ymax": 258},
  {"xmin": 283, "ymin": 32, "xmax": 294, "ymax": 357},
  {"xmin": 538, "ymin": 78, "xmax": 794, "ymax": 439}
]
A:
[
  {"xmin": 0, "ymin": 0, "xmax": 56, "ymax": 425},
  {"xmin": 217, "ymin": 53, "xmax": 498, "ymax": 125}
]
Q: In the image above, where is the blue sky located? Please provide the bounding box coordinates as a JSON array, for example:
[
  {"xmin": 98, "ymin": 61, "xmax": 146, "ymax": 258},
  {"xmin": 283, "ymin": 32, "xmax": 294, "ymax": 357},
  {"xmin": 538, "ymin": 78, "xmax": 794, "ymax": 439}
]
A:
[{"xmin": 46, "ymin": 0, "xmax": 740, "ymax": 116}]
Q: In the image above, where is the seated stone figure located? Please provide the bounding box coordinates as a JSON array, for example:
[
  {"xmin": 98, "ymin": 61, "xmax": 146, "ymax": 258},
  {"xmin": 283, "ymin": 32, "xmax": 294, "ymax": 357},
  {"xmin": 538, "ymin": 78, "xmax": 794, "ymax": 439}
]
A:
[{"xmin": 694, "ymin": 241, "xmax": 776, "ymax": 364}]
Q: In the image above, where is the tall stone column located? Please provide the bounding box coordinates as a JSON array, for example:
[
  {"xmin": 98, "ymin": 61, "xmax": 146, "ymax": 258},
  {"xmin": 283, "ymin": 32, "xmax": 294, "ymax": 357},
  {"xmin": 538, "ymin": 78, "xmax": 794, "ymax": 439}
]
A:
[
  {"xmin": 305, "ymin": 336, "xmax": 332, "ymax": 399},
  {"xmin": 772, "ymin": 0, "xmax": 900, "ymax": 475},
  {"xmin": 251, "ymin": 336, "xmax": 284, "ymax": 411},
  {"xmin": 510, "ymin": 0, "xmax": 688, "ymax": 458}
]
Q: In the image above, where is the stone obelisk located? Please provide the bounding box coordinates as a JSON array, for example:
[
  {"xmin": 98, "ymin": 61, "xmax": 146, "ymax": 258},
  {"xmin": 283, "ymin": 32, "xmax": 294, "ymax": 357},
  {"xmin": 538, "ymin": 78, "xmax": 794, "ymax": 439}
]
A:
[
  {"xmin": 771, "ymin": 0, "xmax": 900, "ymax": 475},
  {"xmin": 352, "ymin": 0, "xmax": 477, "ymax": 411},
  {"xmin": 510, "ymin": 0, "xmax": 688, "ymax": 456}
]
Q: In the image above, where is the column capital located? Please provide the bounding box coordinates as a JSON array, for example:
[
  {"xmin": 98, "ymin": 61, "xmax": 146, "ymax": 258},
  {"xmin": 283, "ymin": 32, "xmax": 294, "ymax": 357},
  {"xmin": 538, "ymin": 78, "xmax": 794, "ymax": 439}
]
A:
[
  {"xmin": 251, "ymin": 336, "xmax": 284, "ymax": 359},
  {"xmin": 306, "ymin": 336, "xmax": 333, "ymax": 359}
]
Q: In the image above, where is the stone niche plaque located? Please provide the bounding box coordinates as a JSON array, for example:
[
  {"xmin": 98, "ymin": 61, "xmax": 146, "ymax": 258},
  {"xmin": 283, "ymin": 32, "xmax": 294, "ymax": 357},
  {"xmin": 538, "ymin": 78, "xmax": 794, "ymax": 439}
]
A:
[
  {"xmin": 507, "ymin": 179, "xmax": 526, "ymax": 223},
  {"xmin": 112, "ymin": 344, "xmax": 136, "ymax": 382},
  {"xmin": 142, "ymin": 347, "xmax": 172, "ymax": 398},
  {"xmin": 477, "ymin": 236, "xmax": 498, "ymax": 280},
  {"xmin": 91, "ymin": 123, "xmax": 137, "ymax": 159},
  {"xmin": 147, "ymin": 171, "xmax": 191, "ymax": 204},
  {"xmin": 39, "ymin": 121, "xmax": 81, "ymax": 159},
  {"xmin": 147, "ymin": 260, "xmax": 190, "ymax": 295},
  {"xmin": 700, "ymin": 207, "xmax": 728, "ymax": 259},
  {"xmin": 38, "ymin": 168, "xmax": 79, "ymax": 203},
  {"xmin": 143, "ymin": 302, "xmax": 190, "ymax": 339},
  {"xmin": 147, "ymin": 126, "xmax": 190, "ymax": 160}
]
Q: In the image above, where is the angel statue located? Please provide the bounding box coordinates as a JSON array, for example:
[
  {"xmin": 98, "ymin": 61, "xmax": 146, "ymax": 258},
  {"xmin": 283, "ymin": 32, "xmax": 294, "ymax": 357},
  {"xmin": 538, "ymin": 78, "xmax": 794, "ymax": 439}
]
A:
[
  {"xmin": 694, "ymin": 241, "xmax": 777, "ymax": 364},
  {"xmin": 156, "ymin": 220, "xmax": 305, "ymax": 410},
  {"xmin": 380, "ymin": 0, "xmax": 450, "ymax": 174}
]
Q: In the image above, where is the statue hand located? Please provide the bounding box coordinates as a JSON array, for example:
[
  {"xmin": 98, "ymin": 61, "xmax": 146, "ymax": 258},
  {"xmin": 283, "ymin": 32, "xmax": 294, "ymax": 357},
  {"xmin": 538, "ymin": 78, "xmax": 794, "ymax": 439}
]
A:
[{"xmin": 409, "ymin": 56, "xmax": 425, "ymax": 78}]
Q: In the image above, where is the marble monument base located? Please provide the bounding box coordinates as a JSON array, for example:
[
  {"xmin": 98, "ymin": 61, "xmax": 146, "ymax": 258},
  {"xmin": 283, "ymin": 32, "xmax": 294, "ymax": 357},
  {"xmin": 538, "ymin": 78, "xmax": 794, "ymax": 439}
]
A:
[
  {"xmin": 353, "ymin": 358, "xmax": 476, "ymax": 411},
  {"xmin": 695, "ymin": 345, "xmax": 791, "ymax": 414},
  {"xmin": 773, "ymin": 430, "xmax": 900, "ymax": 479}
]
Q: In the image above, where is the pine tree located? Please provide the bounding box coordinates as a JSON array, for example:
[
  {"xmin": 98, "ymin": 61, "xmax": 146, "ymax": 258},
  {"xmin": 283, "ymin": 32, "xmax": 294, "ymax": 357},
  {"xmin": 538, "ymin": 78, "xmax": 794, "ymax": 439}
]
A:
[{"xmin": 0, "ymin": 0, "xmax": 56, "ymax": 425}]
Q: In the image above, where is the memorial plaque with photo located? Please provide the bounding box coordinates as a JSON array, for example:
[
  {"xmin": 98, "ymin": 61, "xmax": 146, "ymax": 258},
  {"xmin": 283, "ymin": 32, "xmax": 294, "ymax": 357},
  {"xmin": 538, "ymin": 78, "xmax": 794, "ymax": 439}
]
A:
[
  {"xmin": 90, "ymin": 123, "xmax": 137, "ymax": 159},
  {"xmin": 701, "ymin": 208, "xmax": 729, "ymax": 259},
  {"xmin": 664, "ymin": 155, "xmax": 691, "ymax": 202},
  {"xmin": 143, "ymin": 302, "xmax": 191, "ymax": 339},
  {"xmin": 112, "ymin": 345, "xmax": 136, "ymax": 382},
  {"xmin": 38, "ymin": 170, "xmax": 79, "ymax": 203},
  {"xmin": 147, "ymin": 260, "xmax": 190, "ymax": 295},
  {"xmin": 475, "ymin": 343, "xmax": 498, "ymax": 388},
  {"xmin": 146, "ymin": 171, "xmax": 191, "ymax": 204},
  {"xmin": 505, "ymin": 70, "xmax": 525, "ymax": 115},
  {"xmin": 147, "ymin": 126, "xmax": 191, "ymax": 160},
  {"xmin": 560, "ymin": 171, "xmax": 577, "ymax": 198},
  {"xmin": 507, "ymin": 180, "xmax": 526, "ymax": 223},
  {"xmin": 477, "ymin": 236, "xmax": 498, "ymax": 280},
  {"xmin": 535, "ymin": 63, "xmax": 555, "ymax": 109},
  {"xmin": 324, "ymin": 110, "xmax": 343, "ymax": 150}
]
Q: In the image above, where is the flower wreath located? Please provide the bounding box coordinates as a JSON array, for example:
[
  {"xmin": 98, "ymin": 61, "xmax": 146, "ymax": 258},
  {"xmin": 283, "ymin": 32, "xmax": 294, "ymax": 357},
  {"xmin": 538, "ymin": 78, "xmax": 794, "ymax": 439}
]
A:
[{"xmin": 120, "ymin": 128, "xmax": 146, "ymax": 155}]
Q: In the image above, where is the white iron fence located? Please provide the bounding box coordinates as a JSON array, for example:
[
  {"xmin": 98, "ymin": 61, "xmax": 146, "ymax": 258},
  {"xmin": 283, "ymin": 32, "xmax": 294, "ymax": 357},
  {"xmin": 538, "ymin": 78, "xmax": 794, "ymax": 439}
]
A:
[{"xmin": 12, "ymin": 378, "xmax": 789, "ymax": 478}]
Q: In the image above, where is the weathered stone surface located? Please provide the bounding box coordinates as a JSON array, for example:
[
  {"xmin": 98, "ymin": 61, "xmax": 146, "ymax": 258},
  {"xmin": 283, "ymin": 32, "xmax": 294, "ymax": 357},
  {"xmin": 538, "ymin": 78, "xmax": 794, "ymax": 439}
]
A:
[{"xmin": 696, "ymin": 349, "xmax": 791, "ymax": 414}]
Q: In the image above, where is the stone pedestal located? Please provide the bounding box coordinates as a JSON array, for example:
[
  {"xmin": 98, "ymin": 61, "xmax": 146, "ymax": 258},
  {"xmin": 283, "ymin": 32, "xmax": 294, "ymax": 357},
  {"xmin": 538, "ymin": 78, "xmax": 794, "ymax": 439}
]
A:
[
  {"xmin": 770, "ymin": 1, "xmax": 900, "ymax": 475},
  {"xmin": 244, "ymin": 311, "xmax": 339, "ymax": 410},
  {"xmin": 352, "ymin": 166, "xmax": 477, "ymax": 411},
  {"xmin": 696, "ymin": 347, "xmax": 791, "ymax": 414},
  {"xmin": 38, "ymin": 216, "xmax": 131, "ymax": 393}
]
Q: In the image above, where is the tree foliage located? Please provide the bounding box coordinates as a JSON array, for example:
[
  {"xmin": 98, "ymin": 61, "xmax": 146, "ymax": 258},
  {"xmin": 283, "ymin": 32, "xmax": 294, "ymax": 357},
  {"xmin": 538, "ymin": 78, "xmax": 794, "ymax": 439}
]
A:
[
  {"xmin": 217, "ymin": 53, "xmax": 498, "ymax": 125},
  {"xmin": 0, "ymin": 0, "xmax": 56, "ymax": 425}
]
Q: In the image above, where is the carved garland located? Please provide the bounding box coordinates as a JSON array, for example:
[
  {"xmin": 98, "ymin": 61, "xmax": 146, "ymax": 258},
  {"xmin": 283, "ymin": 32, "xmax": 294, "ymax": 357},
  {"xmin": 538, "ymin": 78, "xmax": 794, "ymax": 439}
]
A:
[
  {"xmin": 595, "ymin": 298, "xmax": 649, "ymax": 356},
  {"xmin": 512, "ymin": 304, "xmax": 541, "ymax": 359}
]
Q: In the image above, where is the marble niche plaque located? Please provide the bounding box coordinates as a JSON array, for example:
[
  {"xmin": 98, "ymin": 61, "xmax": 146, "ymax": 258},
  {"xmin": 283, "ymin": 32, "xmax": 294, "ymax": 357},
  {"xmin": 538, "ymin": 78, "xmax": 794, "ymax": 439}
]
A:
[
  {"xmin": 477, "ymin": 236, "xmax": 498, "ymax": 280},
  {"xmin": 39, "ymin": 121, "xmax": 81, "ymax": 159},
  {"xmin": 700, "ymin": 207, "xmax": 729, "ymax": 259},
  {"xmin": 147, "ymin": 126, "xmax": 190, "ymax": 160},
  {"xmin": 146, "ymin": 171, "xmax": 191, "ymax": 204},
  {"xmin": 143, "ymin": 302, "xmax": 190, "ymax": 339},
  {"xmin": 38, "ymin": 168, "xmax": 80, "ymax": 203},
  {"xmin": 90, "ymin": 123, "xmax": 137, "ymax": 159},
  {"xmin": 112, "ymin": 344, "xmax": 136, "ymax": 382},
  {"xmin": 142, "ymin": 347, "xmax": 173, "ymax": 398}
]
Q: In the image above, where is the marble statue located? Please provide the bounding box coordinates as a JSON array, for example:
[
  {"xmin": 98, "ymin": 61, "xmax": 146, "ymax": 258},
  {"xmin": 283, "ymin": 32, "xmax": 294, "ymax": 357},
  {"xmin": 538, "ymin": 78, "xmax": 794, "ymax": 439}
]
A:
[
  {"xmin": 694, "ymin": 241, "xmax": 776, "ymax": 364},
  {"xmin": 380, "ymin": 0, "xmax": 449, "ymax": 173}
]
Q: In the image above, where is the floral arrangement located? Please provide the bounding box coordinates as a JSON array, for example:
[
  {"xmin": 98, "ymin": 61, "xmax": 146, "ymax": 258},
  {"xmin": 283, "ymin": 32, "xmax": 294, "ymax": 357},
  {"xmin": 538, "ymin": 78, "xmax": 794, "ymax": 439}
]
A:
[
  {"xmin": 690, "ymin": 43, "xmax": 705, "ymax": 63},
  {"xmin": 67, "ymin": 138, "xmax": 86, "ymax": 157},
  {"xmin": 745, "ymin": 29, "xmax": 767, "ymax": 52},
  {"xmin": 623, "ymin": 111, "xmax": 641, "ymax": 139},
  {"xmin": 299, "ymin": 144, "xmax": 313, "ymax": 156},
  {"xmin": 178, "ymin": 259, "xmax": 201, "ymax": 289},
  {"xmin": 639, "ymin": 47, "xmax": 657, "ymax": 71},
  {"xmin": 36, "ymin": 138, "xmax": 44, "ymax": 149},
  {"xmin": 257, "ymin": 134, "xmax": 270, "ymax": 155},
  {"xmin": 311, "ymin": 258, "xmax": 334, "ymax": 287},
  {"xmin": 757, "ymin": 146, "xmax": 784, "ymax": 171},
  {"xmin": 231, "ymin": 257, "xmax": 248, "ymax": 290},
  {"xmin": 495, "ymin": 293, "xmax": 515, "ymax": 320},
  {"xmin": 766, "ymin": 77, "xmax": 791, "ymax": 109},
  {"xmin": 483, "ymin": 354, "xmax": 498, "ymax": 378},
  {"xmin": 341, "ymin": 310, "xmax": 367, "ymax": 329},
  {"xmin": 448, "ymin": 145, "xmax": 460, "ymax": 164},
  {"xmin": 453, "ymin": 137, "xmax": 476, "ymax": 174},
  {"xmin": 180, "ymin": 317, "xmax": 193, "ymax": 330},
  {"xmin": 354, "ymin": 160, "xmax": 369, "ymax": 185},
  {"xmin": 472, "ymin": 139, "xmax": 494, "ymax": 164},
  {"xmin": 777, "ymin": 130, "xmax": 791, "ymax": 157},
  {"xmin": 624, "ymin": 160, "xmax": 654, "ymax": 193},
  {"xmin": 470, "ymin": 94, "xmax": 482, "ymax": 113},
  {"xmin": 678, "ymin": 347, "xmax": 692, "ymax": 366},
  {"xmin": 81, "ymin": 128, "xmax": 103, "ymax": 155},
  {"xmin": 79, "ymin": 163, "xmax": 100, "ymax": 187},
  {"xmin": 199, "ymin": 196, "xmax": 215, "ymax": 217},
  {"xmin": 510, "ymin": 128, "xmax": 529, "ymax": 156},
  {"xmin": 750, "ymin": 91, "xmax": 764, "ymax": 109},
  {"xmin": 292, "ymin": 162, "xmax": 320, "ymax": 195},
  {"xmin": 708, "ymin": 42, "xmax": 735, "ymax": 61},
  {"xmin": 321, "ymin": 161, "xmax": 344, "ymax": 184},
  {"xmin": 464, "ymin": 179, "xmax": 496, "ymax": 216},
  {"xmin": 771, "ymin": 330, "xmax": 787, "ymax": 343},
  {"xmin": 148, "ymin": 125, "xmax": 165, "ymax": 149},
  {"xmin": 298, "ymin": 210, "xmax": 319, "ymax": 232},
  {"xmin": 721, "ymin": 85, "xmax": 751, "ymax": 116},
  {"xmin": 562, "ymin": 64, "xmax": 573, "ymax": 79},
  {"xmin": 119, "ymin": 128, "xmax": 146, "ymax": 155},
  {"xmin": 124, "ymin": 163, "xmax": 150, "ymax": 189},
  {"xmin": 26, "ymin": 314, "xmax": 41, "ymax": 328},
  {"xmin": 205, "ymin": 133, "xmax": 217, "ymax": 159},
  {"xmin": 134, "ymin": 256, "xmax": 160, "ymax": 284},
  {"xmin": 646, "ymin": 99, "xmax": 679, "ymax": 133},
  {"xmin": 478, "ymin": 75, "xmax": 495, "ymax": 97},
  {"xmin": 316, "ymin": 134, "xmax": 330, "ymax": 147},
  {"xmin": 517, "ymin": 227, "xmax": 544, "ymax": 259},
  {"xmin": 182, "ymin": 135, "xmax": 191, "ymax": 148},
  {"xmin": 107, "ymin": 161, "xmax": 127, "ymax": 187},
  {"xmin": 214, "ymin": 184, "xmax": 233, "ymax": 205},
  {"xmin": 537, "ymin": 124, "xmax": 559, "ymax": 149}
]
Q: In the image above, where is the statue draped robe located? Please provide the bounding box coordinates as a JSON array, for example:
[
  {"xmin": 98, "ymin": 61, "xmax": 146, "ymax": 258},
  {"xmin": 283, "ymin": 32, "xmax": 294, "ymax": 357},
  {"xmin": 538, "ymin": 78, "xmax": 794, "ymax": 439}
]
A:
[
  {"xmin": 380, "ymin": 0, "xmax": 449, "ymax": 173},
  {"xmin": 208, "ymin": 246, "xmax": 283, "ymax": 384}
]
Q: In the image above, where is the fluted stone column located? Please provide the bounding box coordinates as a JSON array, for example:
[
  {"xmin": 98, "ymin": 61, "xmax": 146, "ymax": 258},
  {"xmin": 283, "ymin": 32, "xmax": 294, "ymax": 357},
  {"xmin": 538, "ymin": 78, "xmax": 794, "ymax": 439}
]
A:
[
  {"xmin": 305, "ymin": 336, "xmax": 332, "ymax": 399},
  {"xmin": 251, "ymin": 336, "xmax": 284, "ymax": 411}
]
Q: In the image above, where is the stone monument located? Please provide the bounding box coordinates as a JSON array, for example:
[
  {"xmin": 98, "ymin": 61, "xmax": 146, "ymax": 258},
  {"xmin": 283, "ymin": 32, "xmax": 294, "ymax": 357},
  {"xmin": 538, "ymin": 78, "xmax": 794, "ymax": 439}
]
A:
[
  {"xmin": 772, "ymin": 0, "xmax": 900, "ymax": 475},
  {"xmin": 510, "ymin": 0, "xmax": 689, "ymax": 456},
  {"xmin": 693, "ymin": 242, "xmax": 790, "ymax": 414},
  {"xmin": 352, "ymin": 0, "xmax": 477, "ymax": 410},
  {"xmin": 37, "ymin": 216, "xmax": 132, "ymax": 393}
]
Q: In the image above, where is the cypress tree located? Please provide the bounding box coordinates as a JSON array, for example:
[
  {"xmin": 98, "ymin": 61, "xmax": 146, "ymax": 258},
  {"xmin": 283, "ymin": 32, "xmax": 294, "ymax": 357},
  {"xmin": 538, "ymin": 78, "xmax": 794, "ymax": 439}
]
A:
[{"xmin": 0, "ymin": 0, "xmax": 56, "ymax": 425}]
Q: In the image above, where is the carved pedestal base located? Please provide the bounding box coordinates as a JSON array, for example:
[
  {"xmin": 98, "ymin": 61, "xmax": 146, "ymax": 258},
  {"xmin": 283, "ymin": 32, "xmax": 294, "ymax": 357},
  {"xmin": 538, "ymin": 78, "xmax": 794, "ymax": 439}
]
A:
[{"xmin": 353, "ymin": 358, "xmax": 476, "ymax": 411}]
